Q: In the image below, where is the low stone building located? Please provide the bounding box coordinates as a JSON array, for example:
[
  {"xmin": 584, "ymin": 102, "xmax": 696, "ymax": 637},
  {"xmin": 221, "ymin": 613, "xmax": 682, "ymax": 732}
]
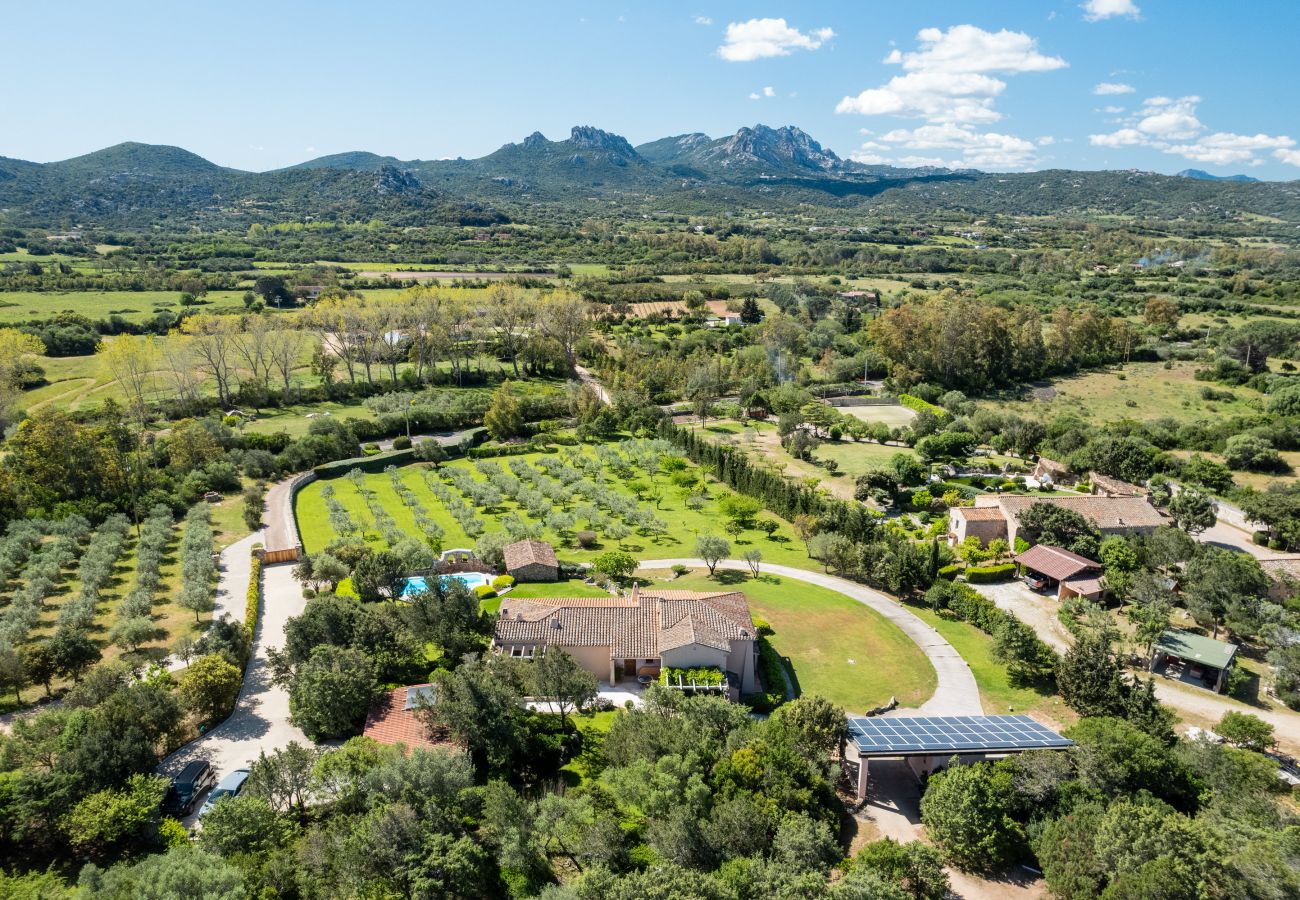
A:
[
  {"xmin": 503, "ymin": 539, "xmax": 559, "ymax": 582},
  {"xmin": 948, "ymin": 506, "xmax": 1009, "ymax": 547},
  {"xmin": 1090, "ymin": 473, "xmax": 1147, "ymax": 498}
]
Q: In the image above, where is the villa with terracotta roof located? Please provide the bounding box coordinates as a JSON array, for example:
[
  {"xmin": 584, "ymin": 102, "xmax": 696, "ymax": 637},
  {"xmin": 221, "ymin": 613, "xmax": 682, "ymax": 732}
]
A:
[
  {"xmin": 1090, "ymin": 473, "xmax": 1147, "ymax": 498},
  {"xmin": 948, "ymin": 505, "xmax": 1009, "ymax": 547},
  {"xmin": 492, "ymin": 585, "xmax": 759, "ymax": 692}
]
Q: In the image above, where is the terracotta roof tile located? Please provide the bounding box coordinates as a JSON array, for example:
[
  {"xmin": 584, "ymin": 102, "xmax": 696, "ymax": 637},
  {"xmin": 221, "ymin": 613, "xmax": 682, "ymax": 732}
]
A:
[
  {"xmin": 996, "ymin": 495, "xmax": 1166, "ymax": 530},
  {"xmin": 503, "ymin": 539, "xmax": 558, "ymax": 570},
  {"xmin": 363, "ymin": 685, "xmax": 445, "ymax": 750},
  {"xmin": 1015, "ymin": 544, "xmax": 1101, "ymax": 582}
]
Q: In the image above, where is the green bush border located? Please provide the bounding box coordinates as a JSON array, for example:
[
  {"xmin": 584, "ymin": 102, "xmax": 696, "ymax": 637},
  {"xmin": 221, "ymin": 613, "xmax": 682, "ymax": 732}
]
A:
[
  {"xmin": 965, "ymin": 563, "xmax": 1016, "ymax": 583},
  {"xmin": 245, "ymin": 550, "xmax": 263, "ymax": 649},
  {"xmin": 899, "ymin": 394, "xmax": 949, "ymax": 418}
]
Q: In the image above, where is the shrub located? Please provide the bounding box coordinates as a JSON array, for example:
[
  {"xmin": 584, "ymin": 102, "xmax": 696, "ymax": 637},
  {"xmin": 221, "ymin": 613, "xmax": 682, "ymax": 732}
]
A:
[
  {"xmin": 751, "ymin": 616, "xmax": 773, "ymax": 636},
  {"xmin": 576, "ymin": 530, "xmax": 597, "ymax": 548},
  {"xmin": 474, "ymin": 585, "xmax": 497, "ymax": 600},
  {"xmin": 899, "ymin": 394, "xmax": 949, "ymax": 418},
  {"xmin": 245, "ymin": 553, "xmax": 262, "ymax": 648},
  {"xmin": 937, "ymin": 564, "xmax": 961, "ymax": 580},
  {"xmin": 965, "ymin": 563, "xmax": 1016, "ymax": 583},
  {"xmin": 492, "ymin": 574, "xmax": 515, "ymax": 590},
  {"xmin": 391, "ymin": 436, "xmax": 412, "ymax": 450}
]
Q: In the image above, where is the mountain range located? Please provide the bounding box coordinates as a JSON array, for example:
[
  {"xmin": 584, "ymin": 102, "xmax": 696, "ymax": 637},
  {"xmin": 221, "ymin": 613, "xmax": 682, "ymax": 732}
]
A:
[{"xmin": 2, "ymin": 124, "xmax": 1298, "ymax": 228}]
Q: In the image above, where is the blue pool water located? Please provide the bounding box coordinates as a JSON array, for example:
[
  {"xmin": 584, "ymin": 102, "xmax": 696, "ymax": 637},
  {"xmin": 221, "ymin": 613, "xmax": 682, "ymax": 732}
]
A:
[{"xmin": 400, "ymin": 572, "xmax": 492, "ymax": 598}]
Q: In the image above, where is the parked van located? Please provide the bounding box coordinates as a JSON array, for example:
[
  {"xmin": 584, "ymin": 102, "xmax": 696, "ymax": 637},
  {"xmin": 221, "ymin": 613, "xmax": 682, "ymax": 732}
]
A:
[
  {"xmin": 162, "ymin": 760, "xmax": 216, "ymax": 815},
  {"xmin": 199, "ymin": 768, "xmax": 250, "ymax": 816}
]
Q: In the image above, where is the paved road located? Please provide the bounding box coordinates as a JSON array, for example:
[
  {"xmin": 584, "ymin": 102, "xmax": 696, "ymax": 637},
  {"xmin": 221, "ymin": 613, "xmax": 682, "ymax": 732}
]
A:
[
  {"xmin": 639, "ymin": 558, "xmax": 982, "ymax": 717},
  {"xmin": 574, "ymin": 365, "xmax": 612, "ymax": 406},
  {"xmin": 161, "ymin": 560, "xmax": 308, "ymax": 820}
]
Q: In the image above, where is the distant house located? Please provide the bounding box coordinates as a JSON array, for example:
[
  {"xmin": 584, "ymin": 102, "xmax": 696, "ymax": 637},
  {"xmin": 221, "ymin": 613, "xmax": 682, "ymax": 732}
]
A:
[
  {"xmin": 1090, "ymin": 473, "xmax": 1147, "ymax": 498},
  {"xmin": 836, "ymin": 290, "xmax": 881, "ymax": 307},
  {"xmin": 1032, "ymin": 458, "xmax": 1075, "ymax": 485},
  {"xmin": 1014, "ymin": 544, "xmax": 1105, "ymax": 601},
  {"xmin": 503, "ymin": 539, "xmax": 559, "ymax": 582},
  {"xmin": 961, "ymin": 495, "xmax": 1167, "ymax": 548},
  {"xmin": 493, "ymin": 585, "xmax": 758, "ymax": 693},
  {"xmin": 362, "ymin": 684, "xmax": 443, "ymax": 750}
]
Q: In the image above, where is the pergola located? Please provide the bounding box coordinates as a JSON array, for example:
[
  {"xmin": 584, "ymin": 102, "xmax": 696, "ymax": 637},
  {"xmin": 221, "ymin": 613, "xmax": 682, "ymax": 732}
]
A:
[
  {"xmin": 1150, "ymin": 629, "xmax": 1238, "ymax": 693},
  {"xmin": 844, "ymin": 714, "xmax": 1073, "ymax": 800}
]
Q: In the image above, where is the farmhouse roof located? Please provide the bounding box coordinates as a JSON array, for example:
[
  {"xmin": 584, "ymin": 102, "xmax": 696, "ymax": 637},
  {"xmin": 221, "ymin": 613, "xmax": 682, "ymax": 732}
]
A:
[
  {"xmin": 956, "ymin": 506, "xmax": 1005, "ymax": 521},
  {"xmin": 992, "ymin": 495, "xmax": 1167, "ymax": 531},
  {"xmin": 1036, "ymin": 458, "xmax": 1071, "ymax": 476},
  {"xmin": 503, "ymin": 539, "xmax": 558, "ymax": 570},
  {"xmin": 1259, "ymin": 557, "xmax": 1300, "ymax": 583},
  {"xmin": 1015, "ymin": 545, "xmax": 1101, "ymax": 582},
  {"xmin": 494, "ymin": 587, "xmax": 754, "ymax": 659},
  {"xmin": 1090, "ymin": 473, "xmax": 1146, "ymax": 496}
]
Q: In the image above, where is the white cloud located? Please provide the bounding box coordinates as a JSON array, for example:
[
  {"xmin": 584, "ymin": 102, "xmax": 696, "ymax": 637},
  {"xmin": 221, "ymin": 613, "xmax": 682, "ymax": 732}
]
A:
[
  {"xmin": 1038, "ymin": 136, "xmax": 1056, "ymax": 146},
  {"xmin": 1101, "ymin": 105, "xmax": 1126, "ymax": 114},
  {"xmin": 749, "ymin": 86, "xmax": 777, "ymax": 100},
  {"xmin": 1090, "ymin": 94, "xmax": 1296, "ymax": 168},
  {"xmin": 718, "ymin": 18, "xmax": 834, "ymax": 62},
  {"xmin": 1133, "ymin": 95, "xmax": 1203, "ymax": 139},
  {"xmin": 1093, "ymin": 82, "xmax": 1134, "ymax": 95},
  {"xmin": 837, "ymin": 25, "xmax": 1065, "ymax": 124},
  {"xmin": 852, "ymin": 122, "xmax": 1042, "ymax": 170},
  {"xmin": 694, "ymin": 15, "xmax": 712, "ymax": 26},
  {"xmin": 1082, "ymin": 0, "xmax": 1141, "ymax": 21}
]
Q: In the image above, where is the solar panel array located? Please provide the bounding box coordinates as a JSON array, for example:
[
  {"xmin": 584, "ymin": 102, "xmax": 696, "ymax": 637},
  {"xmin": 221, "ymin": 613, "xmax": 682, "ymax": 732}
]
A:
[{"xmin": 847, "ymin": 714, "xmax": 1073, "ymax": 756}]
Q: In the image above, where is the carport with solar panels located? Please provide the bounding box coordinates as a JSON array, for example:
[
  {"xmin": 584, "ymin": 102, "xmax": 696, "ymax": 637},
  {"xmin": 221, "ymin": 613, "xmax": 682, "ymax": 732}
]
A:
[{"xmin": 844, "ymin": 715, "xmax": 1073, "ymax": 800}]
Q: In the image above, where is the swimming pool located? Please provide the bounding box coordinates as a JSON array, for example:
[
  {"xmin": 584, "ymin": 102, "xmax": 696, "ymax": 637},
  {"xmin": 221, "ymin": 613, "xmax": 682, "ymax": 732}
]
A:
[{"xmin": 400, "ymin": 572, "xmax": 493, "ymax": 598}]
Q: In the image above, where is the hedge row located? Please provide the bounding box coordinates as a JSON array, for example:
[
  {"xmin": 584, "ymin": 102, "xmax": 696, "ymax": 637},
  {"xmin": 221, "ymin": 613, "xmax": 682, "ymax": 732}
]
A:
[
  {"xmin": 245, "ymin": 551, "xmax": 262, "ymax": 651},
  {"xmin": 927, "ymin": 580, "xmax": 1058, "ymax": 679},
  {"xmin": 898, "ymin": 394, "xmax": 949, "ymax": 418},
  {"xmin": 965, "ymin": 563, "xmax": 1017, "ymax": 583},
  {"xmin": 314, "ymin": 447, "xmax": 417, "ymax": 478},
  {"xmin": 746, "ymin": 636, "xmax": 790, "ymax": 713}
]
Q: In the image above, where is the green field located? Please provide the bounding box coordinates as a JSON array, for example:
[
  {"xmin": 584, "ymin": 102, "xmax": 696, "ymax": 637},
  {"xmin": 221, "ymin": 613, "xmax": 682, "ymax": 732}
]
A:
[
  {"xmin": 979, "ymin": 360, "xmax": 1266, "ymax": 426},
  {"xmin": 0, "ymin": 290, "xmax": 251, "ymax": 324},
  {"xmin": 294, "ymin": 442, "xmax": 819, "ymax": 569},
  {"xmin": 651, "ymin": 569, "xmax": 936, "ymax": 714}
]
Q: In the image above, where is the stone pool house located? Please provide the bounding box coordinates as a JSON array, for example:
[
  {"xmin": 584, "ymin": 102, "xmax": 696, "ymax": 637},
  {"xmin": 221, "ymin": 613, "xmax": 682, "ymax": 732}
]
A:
[
  {"xmin": 492, "ymin": 585, "xmax": 759, "ymax": 693},
  {"xmin": 503, "ymin": 539, "xmax": 559, "ymax": 582}
]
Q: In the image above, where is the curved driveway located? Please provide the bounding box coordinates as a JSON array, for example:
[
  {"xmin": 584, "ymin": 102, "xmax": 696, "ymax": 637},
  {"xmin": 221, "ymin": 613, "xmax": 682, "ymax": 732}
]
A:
[
  {"xmin": 639, "ymin": 558, "xmax": 981, "ymax": 716},
  {"xmin": 162, "ymin": 552, "xmax": 308, "ymax": 815}
]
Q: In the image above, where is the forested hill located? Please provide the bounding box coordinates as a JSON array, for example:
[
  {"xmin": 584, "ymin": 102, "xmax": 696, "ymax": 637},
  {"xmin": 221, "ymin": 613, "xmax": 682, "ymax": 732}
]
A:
[{"xmin": 3, "ymin": 126, "xmax": 1300, "ymax": 228}]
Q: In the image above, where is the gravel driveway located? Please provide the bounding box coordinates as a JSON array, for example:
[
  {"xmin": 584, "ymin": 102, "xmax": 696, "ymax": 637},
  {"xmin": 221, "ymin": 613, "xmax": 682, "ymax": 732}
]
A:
[{"xmin": 161, "ymin": 560, "xmax": 309, "ymax": 822}]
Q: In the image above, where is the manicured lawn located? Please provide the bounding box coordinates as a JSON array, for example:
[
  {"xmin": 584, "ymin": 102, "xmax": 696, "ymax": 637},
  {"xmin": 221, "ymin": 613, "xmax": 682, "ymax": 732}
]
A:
[
  {"xmin": 294, "ymin": 443, "xmax": 820, "ymax": 570},
  {"xmin": 907, "ymin": 603, "xmax": 1075, "ymax": 728},
  {"xmin": 647, "ymin": 569, "xmax": 936, "ymax": 715},
  {"xmin": 240, "ymin": 401, "xmax": 379, "ymax": 438},
  {"xmin": 507, "ymin": 580, "xmax": 611, "ymax": 599}
]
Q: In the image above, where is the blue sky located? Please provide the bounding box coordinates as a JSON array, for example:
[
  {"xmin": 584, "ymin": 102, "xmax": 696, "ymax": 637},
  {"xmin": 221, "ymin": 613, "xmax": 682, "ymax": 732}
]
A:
[{"xmin": 4, "ymin": 0, "xmax": 1298, "ymax": 178}]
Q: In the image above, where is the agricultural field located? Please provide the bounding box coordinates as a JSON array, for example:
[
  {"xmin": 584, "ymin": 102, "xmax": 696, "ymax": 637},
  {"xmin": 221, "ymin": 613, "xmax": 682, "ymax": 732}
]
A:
[
  {"xmin": 293, "ymin": 439, "xmax": 818, "ymax": 569},
  {"xmin": 0, "ymin": 505, "xmax": 215, "ymax": 712},
  {"xmin": 979, "ymin": 360, "xmax": 1267, "ymax": 426},
  {"xmin": 646, "ymin": 569, "xmax": 936, "ymax": 714},
  {"xmin": 0, "ymin": 289, "xmax": 251, "ymax": 324}
]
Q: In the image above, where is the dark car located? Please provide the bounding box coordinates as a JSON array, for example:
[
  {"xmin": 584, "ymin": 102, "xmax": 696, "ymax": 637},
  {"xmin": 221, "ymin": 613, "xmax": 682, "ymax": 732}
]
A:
[
  {"xmin": 161, "ymin": 760, "xmax": 216, "ymax": 815},
  {"xmin": 1022, "ymin": 574, "xmax": 1049, "ymax": 592}
]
